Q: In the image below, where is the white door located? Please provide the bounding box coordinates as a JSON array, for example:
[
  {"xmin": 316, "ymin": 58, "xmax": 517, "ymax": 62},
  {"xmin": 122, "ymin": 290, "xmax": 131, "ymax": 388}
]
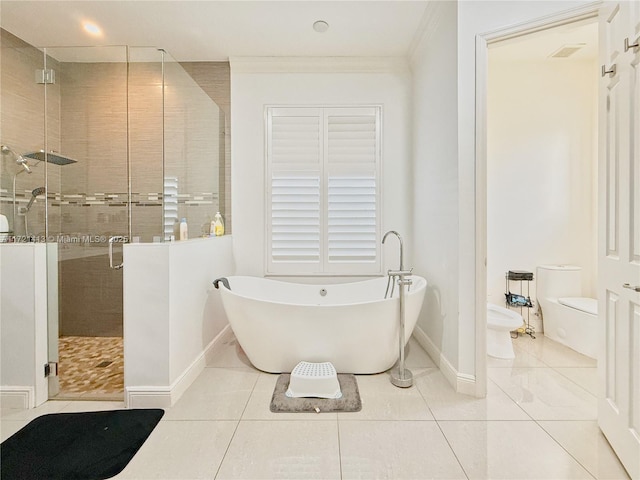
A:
[{"xmin": 598, "ymin": 2, "xmax": 640, "ymax": 478}]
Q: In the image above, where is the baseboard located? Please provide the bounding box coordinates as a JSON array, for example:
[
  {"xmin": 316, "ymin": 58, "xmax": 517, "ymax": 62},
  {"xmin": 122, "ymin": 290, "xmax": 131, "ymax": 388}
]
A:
[
  {"xmin": 125, "ymin": 386, "xmax": 172, "ymax": 409},
  {"xmin": 0, "ymin": 386, "xmax": 34, "ymax": 409},
  {"xmin": 412, "ymin": 326, "xmax": 441, "ymax": 368},
  {"xmin": 126, "ymin": 324, "xmax": 233, "ymax": 409},
  {"xmin": 412, "ymin": 326, "xmax": 477, "ymax": 396}
]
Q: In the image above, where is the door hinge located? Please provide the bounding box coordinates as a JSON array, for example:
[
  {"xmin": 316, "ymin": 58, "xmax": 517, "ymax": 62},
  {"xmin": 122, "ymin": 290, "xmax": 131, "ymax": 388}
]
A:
[
  {"xmin": 35, "ymin": 69, "xmax": 56, "ymax": 84},
  {"xmin": 44, "ymin": 362, "xmax": 58, "ymax": 377}
]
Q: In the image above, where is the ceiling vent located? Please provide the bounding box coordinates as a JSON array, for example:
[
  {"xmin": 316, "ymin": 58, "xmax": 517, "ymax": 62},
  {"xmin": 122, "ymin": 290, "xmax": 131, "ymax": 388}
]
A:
[{"xmin": 549, "ymin": 44, "xmax": 586, "ymax": 58}]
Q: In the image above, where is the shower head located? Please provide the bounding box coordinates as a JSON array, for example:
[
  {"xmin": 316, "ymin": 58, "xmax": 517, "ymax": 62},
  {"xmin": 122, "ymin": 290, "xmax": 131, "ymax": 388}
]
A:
[
  {"xmin": 25, "ymin": 187, "xmax": 45, "ymax": 211},
  {"xmin": 23, "ymin": 150, "xmax": 77, "ymax": 166},
  {"xmin": 1, "ymin": 144, "xmax": 33, "ymax": 173}
]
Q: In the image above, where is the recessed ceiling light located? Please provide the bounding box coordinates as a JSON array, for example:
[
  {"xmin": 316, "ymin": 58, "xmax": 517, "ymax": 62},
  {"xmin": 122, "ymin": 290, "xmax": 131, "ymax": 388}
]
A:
[
  {"xmin": 82, "ymin": 21, "xmax": 102, "ymax": 37},
  {"xmin": 313, "ymin": 20, "xmax": 329, "ymax": 33}
]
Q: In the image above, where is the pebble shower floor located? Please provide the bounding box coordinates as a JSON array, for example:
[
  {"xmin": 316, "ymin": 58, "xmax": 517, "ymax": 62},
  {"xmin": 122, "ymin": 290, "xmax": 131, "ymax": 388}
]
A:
[{"xmin": 57, "ymin": 336, "xmax": 123, "ymax": 400}]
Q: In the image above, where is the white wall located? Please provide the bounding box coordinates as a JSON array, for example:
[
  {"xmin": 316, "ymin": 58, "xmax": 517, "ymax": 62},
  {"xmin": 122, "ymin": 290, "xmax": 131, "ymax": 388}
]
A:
[
  {"xmin": 123, "ymin": 236, "xmax": 234, "ymax": 407},
  {"xmin": 411, "ymin": 0, "xmax": 595, "ymax": 385},
  {"xmin": 0, "ymin": 244, "xmax": 49, "ymax": 408},
  {"xmin": 410, "ymin": 1, "xmax": 461, "ymax": 375},
  {"xmin": 487, "ymin": 58, "xmax": 598, "ymax": 331},
  {"xmin": 230, "ymin": 59, "xmax": 413, "ymax": 279}
]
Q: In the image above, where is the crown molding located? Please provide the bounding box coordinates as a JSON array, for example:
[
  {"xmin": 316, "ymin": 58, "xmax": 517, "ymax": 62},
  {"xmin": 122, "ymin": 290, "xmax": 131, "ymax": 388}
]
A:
[
  {"xmin": 229, "ymin": 56, "xmax": 410, "ymax": 74},
  {"xmin": 408, "ymin": 0, "xmax": 448, "ymax": 65}
]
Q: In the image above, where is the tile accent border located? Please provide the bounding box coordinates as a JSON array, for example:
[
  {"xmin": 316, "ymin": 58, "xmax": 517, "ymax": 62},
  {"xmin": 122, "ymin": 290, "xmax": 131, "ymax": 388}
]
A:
[
  {"xmin": 0, "ymin": 192, "xmax": 218, "ymax": 208},
  {"xmin": 125, "ymin": 324, "xmax": 233, "ymax": 409}
]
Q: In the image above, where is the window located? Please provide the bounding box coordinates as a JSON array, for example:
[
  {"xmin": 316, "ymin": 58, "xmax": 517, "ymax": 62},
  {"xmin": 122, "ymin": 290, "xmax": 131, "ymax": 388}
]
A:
[{"xmin": 266, "ymin": 106, "xmax": 381, "ymax": 275}]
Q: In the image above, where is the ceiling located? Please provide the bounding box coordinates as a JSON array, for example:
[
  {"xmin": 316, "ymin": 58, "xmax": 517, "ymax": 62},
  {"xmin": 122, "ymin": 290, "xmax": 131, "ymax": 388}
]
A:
[
  {"xmin": 1, "ymin": 2, "xmax": 599, "ymax": 64},
  {"xmin": 0, "ymin": 1, "xmax": 430, "ymax": 61}
]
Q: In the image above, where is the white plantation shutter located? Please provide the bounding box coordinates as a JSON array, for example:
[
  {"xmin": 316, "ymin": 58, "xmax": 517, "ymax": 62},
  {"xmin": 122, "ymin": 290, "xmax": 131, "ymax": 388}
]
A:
[
  {"xmin": 271, "ymin": 115, "xmax": 321, "ymax": 164},
  {"xmin": 327, "ymin": 115, "xmax": 377, "ymax": 164},
  {"xmin": 266, "ymin": 106, "xmax": 381, "ymax": 275},
  {"xmin": 271, "ymin": 175, "xmax": 320, "ymax": 262},
  {"xmin": 327, "ymin": 176, "xmax": 377, "ymax": 263}
]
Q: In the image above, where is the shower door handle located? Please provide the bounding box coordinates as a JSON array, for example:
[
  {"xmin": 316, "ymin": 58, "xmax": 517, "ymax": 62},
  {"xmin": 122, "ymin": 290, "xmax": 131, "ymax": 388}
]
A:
[{"xmin": 109, "ymin": 236, "xmax": 126, "ymax": 270}]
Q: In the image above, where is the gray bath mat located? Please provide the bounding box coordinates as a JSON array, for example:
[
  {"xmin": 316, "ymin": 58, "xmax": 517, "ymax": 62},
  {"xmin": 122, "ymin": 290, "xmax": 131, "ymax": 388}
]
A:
[{"xmin": 270, "ymin": 374, "xmax": 362, "ymax": 413}]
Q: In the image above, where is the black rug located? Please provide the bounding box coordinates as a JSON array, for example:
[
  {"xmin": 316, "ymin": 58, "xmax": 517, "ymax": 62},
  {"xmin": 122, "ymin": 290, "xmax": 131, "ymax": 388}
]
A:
[
  {"xmin": 1, "ymin": 408, "xmax": 164, "ymax": 480},
  {"xmin": 270, "ymin": 374, "xmax": 362, "ymax": 413}
]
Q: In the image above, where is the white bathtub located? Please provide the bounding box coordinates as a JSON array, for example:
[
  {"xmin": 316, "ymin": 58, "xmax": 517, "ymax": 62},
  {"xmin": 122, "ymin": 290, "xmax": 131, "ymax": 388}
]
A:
[{"xmin": 217, "ymin": 275, "xmax": 427, "ymax": 374}]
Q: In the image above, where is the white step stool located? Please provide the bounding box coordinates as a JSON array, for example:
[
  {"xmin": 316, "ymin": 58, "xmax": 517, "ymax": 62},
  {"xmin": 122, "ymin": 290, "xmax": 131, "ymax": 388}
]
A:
[{"xmin": 286, "ymin": 361, "xmax": 342, "ymax": 399}]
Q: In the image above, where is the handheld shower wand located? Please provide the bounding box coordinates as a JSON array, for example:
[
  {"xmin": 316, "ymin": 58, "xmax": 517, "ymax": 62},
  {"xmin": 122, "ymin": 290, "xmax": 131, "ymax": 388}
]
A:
[{"xmin": 25, "ymin": 187, "xmax": 45, "ymax": 212}]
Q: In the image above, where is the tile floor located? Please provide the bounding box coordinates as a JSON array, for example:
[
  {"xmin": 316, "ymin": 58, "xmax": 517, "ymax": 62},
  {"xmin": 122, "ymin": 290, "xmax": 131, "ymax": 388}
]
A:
[{"xmin": 0, "ymin": 334, "xmax": 630, "ymax": 479}]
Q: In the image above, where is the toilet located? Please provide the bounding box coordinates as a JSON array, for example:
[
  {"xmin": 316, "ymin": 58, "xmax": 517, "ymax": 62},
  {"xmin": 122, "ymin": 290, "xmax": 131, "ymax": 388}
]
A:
[
  {"xmin": 487, "ymin": 303, "xmax": 524, "ymax": 359},
  {"xmin": 536, "ymin": 265, "xmax": 598, "ymax": 359}
]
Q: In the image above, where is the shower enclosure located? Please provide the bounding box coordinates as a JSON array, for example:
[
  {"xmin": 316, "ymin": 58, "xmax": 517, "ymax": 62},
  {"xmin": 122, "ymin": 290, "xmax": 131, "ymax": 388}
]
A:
[{"xmin": 0, "ymin": 29, "xmax": 225, "ymax": 400}]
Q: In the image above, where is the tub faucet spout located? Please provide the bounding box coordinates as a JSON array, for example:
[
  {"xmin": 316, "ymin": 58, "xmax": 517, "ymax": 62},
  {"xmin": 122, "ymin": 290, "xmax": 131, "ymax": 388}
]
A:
[{"xmin": 382, "ymin": 230, "xmax": 403, "ymax": 271}]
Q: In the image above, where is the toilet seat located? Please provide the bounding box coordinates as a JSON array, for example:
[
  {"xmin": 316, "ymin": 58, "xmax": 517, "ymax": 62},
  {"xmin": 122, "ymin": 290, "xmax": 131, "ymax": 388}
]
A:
[
  {"xmin": 558, "ymin": 297, "xmax": 597, "ymax": 316},
  {"xmin": 486, "ymin": 304, "xmax": 523, "ymax": 359},
  {"xmin": 487, "ymin": 304, "xmax": 524, "ymax": 329}
]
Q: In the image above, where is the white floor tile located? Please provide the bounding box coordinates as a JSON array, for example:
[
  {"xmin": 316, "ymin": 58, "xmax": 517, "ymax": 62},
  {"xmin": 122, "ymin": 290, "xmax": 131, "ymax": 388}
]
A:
[
  {"xmin": 0, "ymin": 400, "xmax": 70, "ymax": 421},
  {"xmin": 339, "ymin": 420, "xmax": 466, "ymax": 479},
  {"xmin": 58, "ymin": 401, "xmax": 125, "ymax": 413},
  {"xmin": 1, "ymin": 328, "xmax": 617, "ymax": 479},
  {"xmin": 0, "ymin": 420, "xmax": 27, "ymax": 442},
  {"xmin": 114, "ymin": 420, "xmax": 237, "ymax": 479},
  {"xmin": 554, "ymin": 367, "xmax": 598, "ymax": 396},
  {"xmin": 216, "ymin": 420, "xmax": 340, "ymax": 479},
  {"xmin": 488, "ymin": 343, "xmax": 547, "ymax": 368},
  {"xmin": 404, "ymin": 337, "xmax": 437, "ymax": 368},
  {"xmin": 338, "ymin": 370, "xmax": 434, "ymax": 421},
  {"xmin": 489, "ymin": 367, "xmax": 597, "ymax": 420},
  {"xmin": 242, "ymin": 373, "xmax": 338, "ymax": 420},
  {"xmin": 163, "ymin": 368, "xmax": 259, "ymax": 421},
  {"xmin": 439, "ymin": 420, "xmax": 592, "ymax": 479},
  {"xmin": 416, "ymin": 369, "xmax": 530, "ymax": 420},
  {"xmin": 539, "ymin": 421, "xmax": 630, "ymax": 479},
  {"xmin": 515, "ymin": 334, "xmax": 597, "ymax": 367}
]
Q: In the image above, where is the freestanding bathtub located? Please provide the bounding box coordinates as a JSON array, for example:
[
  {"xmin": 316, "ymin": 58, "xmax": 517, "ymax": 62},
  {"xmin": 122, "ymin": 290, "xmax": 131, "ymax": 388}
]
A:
[{"xmin": 217, "ymin": 275, "xmax": 427, "ymax": 374}]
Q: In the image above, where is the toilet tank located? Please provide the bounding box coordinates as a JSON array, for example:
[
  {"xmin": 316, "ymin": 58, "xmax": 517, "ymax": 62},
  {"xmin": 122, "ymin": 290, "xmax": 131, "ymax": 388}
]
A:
[{"xmin": 536, "ymin": 265, "xmax": 583, "ymax": 300}]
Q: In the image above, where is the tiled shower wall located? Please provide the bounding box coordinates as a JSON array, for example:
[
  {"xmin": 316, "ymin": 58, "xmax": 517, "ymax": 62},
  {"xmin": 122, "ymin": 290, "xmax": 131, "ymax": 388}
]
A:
[
  {"xmin": 0, "ymin": 29, "xmax": 61, "ymax": 239},
  {"xmin": 1, "ymin": 34, "xmax": 230, "ymax": 244},
  {"xmin": 1, "ymin": 29, "xmax": 230, "ymax": 337},
  {"xmin": 180, "ymin": 62, "xmax": 231, "ymax": 233},
  {"xmin": 58, "ymin": 58, "xmax": 225, "ymax": 242}
]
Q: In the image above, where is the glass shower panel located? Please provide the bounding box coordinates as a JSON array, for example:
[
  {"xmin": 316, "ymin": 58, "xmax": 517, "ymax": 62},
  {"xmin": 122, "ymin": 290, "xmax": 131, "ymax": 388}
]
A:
[
  {"xmin": 128, "ymin": 48, "xmax": 164, "ymax": 243},
  {"xmin": 163, "ymin": 52, "xmax": 222, "ymax": 239},
  {"xmin": 0, "ymin": 28, "xmax": 46, "ymax": 242},
  {"xmin": 45, "ymin": 46, "xmax": 128, "ymax": 399}
]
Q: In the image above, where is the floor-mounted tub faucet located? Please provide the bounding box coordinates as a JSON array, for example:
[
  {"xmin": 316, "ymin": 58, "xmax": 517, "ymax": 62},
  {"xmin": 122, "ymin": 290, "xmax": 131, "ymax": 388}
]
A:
[
  {"xmin": 382, "ymin": 230, "xmax": 404, "ymax": 270},
  {"xmin": 382, "ymin": 230, "xmax": 414, "ymax": 388}
]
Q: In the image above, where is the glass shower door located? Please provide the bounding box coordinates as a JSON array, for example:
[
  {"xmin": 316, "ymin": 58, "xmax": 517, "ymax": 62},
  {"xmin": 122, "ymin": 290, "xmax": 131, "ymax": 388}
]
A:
[{"xmin": 45, "ymin": 46, "xmax": 129, "ymax": 400}]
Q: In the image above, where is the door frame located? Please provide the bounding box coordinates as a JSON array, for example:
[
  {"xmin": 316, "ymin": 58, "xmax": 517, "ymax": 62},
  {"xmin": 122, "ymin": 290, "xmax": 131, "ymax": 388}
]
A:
[{"xmin": 474, "ymin": 2, "xmax": 601, "ymax": 396}]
